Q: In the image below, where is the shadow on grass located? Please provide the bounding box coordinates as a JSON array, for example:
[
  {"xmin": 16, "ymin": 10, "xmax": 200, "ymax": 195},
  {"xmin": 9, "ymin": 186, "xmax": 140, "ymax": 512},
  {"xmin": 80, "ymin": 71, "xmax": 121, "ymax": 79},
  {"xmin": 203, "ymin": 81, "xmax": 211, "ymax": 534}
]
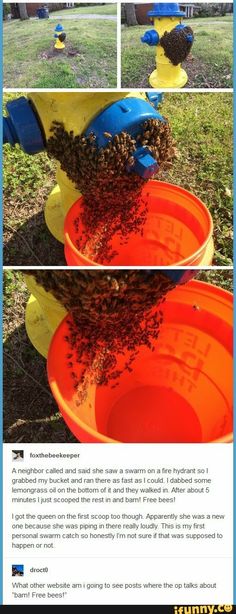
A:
[
  {"xmin": 3, "ymin": 323, "xmax": 77, "ymax": 443},
  {"xmin": 4, "ymin": 210, "xmax": 65, "ymax": 266}
]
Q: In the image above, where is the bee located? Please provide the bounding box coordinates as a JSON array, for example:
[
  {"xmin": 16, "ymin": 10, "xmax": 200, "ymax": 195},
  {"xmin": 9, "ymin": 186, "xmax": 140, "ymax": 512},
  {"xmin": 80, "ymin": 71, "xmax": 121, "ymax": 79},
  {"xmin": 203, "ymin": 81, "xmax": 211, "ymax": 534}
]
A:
[{"xmin": 103, "ymin": 131, "xmax": 112, "ymax": 139}]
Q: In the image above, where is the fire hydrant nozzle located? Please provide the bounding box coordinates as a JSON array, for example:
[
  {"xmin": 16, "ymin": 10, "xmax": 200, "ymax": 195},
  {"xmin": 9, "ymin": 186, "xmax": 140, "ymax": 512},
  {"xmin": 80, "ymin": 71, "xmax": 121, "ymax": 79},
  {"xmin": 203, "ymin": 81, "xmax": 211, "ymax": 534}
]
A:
[{"xmin": 3, "ymin": 97, "xmax": 45, "ymax": 154}]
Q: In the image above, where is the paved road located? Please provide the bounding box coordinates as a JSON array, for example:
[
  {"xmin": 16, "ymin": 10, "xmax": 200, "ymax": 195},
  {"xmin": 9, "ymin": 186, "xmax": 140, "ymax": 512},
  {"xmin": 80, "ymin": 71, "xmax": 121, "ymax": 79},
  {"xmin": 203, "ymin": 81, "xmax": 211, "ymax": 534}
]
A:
[{"xmin": 49, "ymin": 14, "xmax": 117, "ymax": 21}]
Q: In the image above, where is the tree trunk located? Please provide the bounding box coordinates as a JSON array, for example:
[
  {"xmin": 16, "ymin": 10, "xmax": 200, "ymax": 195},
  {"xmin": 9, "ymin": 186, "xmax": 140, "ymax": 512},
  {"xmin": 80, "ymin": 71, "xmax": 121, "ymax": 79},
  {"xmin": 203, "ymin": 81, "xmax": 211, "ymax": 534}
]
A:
[
  {"xmin": 18, "ymin": 3, "xmax": 29, "ymax": 20},
  {"xmin": 124, "ymin": 3, "xmax": 138, "ymax": 27}
]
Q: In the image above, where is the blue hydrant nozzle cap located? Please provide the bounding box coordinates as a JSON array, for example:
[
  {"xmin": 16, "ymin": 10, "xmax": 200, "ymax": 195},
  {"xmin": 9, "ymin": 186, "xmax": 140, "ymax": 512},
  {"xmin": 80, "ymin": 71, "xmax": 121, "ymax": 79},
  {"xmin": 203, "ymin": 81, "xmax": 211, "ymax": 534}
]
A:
[
  {"xmin": 141, "ymin": 29, "xmax": 159, "ymax": 46},
  {"xmin": 148, "ymin": 3, "xmax": 185, "ymax": 17},
  {"xmin": 3, "ymin": 96, "xmax": 45, "ymax": 155},
  {"xmin": 132, "ymin": 147, "xmax": 158, "ymax": 179}
]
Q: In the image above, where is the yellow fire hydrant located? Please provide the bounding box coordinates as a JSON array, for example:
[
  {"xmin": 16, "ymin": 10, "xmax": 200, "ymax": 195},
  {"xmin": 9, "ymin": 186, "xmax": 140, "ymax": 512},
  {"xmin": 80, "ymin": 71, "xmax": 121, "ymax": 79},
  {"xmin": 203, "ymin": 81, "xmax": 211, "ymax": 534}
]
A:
[
  {"xmin": 141, "ymin": 2, "xmax": 194, "ymax": 88},
  {"xmin": 3, "ymin": 91, "xmax": 164, "ymax": 242},
  {"xmin": 54, "ymin": 23, "xmax": 66, "ymax": 50}
]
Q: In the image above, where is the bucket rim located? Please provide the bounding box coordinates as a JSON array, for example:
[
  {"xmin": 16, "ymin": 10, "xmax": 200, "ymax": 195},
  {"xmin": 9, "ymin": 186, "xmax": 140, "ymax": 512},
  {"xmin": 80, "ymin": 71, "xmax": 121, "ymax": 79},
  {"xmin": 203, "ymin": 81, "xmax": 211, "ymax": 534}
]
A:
[
  {"xmin": 47, "ymin": 279, "xmax": 233, "ymax": 444},
  {"xmin": 64, "ymin": 180, "xmax": 214, "ymax": 267}
]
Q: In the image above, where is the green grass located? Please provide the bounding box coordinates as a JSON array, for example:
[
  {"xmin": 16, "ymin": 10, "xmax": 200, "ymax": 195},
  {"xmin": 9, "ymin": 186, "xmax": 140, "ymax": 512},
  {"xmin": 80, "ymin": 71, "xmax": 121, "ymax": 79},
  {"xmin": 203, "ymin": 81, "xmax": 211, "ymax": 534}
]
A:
[
  {"xmin": 52, "ymin": 4, "xmax": 117, "ymax": 16},
  {"xmin": 121, "ymin": 16, "xmax": 233, "ymax": 88},
  {"xmin": 3, "ymin": 17, "xmax": 117, "ymax": 88}
]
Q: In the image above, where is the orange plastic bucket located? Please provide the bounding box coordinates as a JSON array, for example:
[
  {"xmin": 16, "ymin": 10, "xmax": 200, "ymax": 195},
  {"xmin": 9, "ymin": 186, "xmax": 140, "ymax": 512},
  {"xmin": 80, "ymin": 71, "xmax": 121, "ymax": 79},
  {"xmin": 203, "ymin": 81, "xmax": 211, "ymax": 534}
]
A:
[
  {"xmin": 64, "ymin": 181, "xmax": 214, "ymax": 267},
  {"xmin": 47, "ymin": 280, "xmax": 233, "ymax": 444}
]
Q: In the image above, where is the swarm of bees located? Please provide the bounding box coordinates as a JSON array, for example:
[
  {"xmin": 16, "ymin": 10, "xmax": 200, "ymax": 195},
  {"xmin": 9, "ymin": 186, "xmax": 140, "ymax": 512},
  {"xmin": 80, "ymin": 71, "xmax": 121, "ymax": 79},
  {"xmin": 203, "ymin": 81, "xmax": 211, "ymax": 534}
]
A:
[
  {"xmin": 47, "ymin": 117, "xmax": 174, "ymax": 263},
  {"xmin": 26, "ymin": 270, "xmax": 175, "ymax": 400},
  {"xmin": 160, "ymin": 26, "xmax": 194, "ymax": 66}
]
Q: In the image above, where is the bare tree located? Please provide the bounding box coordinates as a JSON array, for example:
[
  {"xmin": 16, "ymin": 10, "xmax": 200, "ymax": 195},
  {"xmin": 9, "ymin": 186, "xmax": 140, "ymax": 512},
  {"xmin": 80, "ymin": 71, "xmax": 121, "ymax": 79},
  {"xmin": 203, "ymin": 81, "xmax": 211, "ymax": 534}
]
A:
[
  {"xmin": 18, "ymin": 3, "xmax": 29, "ymax": 20},
  {"xmin": 124, "ymin": 3, "xmax": 138, "ymax": 27}
]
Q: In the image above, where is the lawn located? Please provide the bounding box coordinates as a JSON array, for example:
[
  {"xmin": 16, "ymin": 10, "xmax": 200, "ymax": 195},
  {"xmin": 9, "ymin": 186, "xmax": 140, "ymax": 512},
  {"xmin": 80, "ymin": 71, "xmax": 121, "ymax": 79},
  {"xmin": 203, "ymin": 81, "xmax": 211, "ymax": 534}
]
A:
[
  {"xmin": 3, "ymin": 16, "xmax": 117, "ymax": 88},
  {"xmin": 121, "ymin": 16, "xmax": 233, "ymax": 88},
  {"xmin": 52, "ymin": 4, "xmax": 117, "ymax": 16},
  {"xmin": 3, "ymin": 92, "xmax": 233, "ymax": 266},
  {"xmin": 3, "ymin": 268, "xmax": 233, "ymax": 443}
]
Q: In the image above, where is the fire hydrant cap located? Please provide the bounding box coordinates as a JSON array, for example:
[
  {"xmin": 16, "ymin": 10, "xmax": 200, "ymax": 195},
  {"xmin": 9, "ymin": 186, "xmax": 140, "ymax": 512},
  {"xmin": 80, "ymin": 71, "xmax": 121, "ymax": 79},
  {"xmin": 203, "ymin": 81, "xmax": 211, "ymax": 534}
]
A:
[
  {"xmin": 148, "ymin": 3, "xmax": 185, "ymax": 17},
  {"xmin": 3, "ymin": 97, "xmax": 45, "ymax": 154}
]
